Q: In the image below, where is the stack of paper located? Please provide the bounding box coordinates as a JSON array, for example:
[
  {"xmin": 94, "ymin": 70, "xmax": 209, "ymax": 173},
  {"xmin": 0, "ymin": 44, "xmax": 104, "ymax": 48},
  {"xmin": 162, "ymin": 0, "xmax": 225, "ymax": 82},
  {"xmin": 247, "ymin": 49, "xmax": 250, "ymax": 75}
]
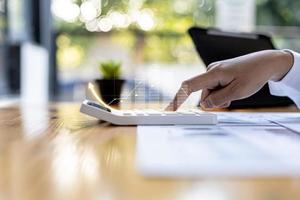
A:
[{"xmin": 136, "ymin": 112, "xmax": 300, "ymax": 177}]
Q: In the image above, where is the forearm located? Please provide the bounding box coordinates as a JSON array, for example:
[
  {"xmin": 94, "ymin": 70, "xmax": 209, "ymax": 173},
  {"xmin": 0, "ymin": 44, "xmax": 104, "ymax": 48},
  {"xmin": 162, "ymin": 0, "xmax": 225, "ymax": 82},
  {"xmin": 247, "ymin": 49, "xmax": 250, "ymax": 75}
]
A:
[
  {"xmin": 242, "ymin": 50, "xmax": 293, "ymax": 81},
  {"xmin": 268, "ymin": 50, "xmax": 300, "ymax": 107}
]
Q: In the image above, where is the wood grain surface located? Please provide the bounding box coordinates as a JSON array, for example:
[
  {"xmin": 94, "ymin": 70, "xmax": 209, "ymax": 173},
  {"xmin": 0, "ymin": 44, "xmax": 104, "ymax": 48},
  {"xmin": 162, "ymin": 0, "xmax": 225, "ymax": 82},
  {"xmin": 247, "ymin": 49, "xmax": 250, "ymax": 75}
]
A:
[{"xmin": 0, "ymin": 103, "xmax": 299, "ymax": 200}]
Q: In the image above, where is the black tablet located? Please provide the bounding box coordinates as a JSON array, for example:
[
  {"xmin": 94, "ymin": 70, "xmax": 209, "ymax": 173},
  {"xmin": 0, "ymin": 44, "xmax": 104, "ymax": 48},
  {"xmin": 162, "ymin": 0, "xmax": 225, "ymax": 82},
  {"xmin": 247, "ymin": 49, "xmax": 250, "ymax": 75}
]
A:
[{"xmin": 188, "ymin": 27, "xmax": 293, "ymax": 108}]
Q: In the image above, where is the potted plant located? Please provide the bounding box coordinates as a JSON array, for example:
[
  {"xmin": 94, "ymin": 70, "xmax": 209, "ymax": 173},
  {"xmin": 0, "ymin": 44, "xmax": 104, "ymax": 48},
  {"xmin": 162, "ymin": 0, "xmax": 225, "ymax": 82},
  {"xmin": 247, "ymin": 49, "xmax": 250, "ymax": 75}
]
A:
[{"xmin": 95, "ymin": 60, "xmax": 125, "ymax": 105}]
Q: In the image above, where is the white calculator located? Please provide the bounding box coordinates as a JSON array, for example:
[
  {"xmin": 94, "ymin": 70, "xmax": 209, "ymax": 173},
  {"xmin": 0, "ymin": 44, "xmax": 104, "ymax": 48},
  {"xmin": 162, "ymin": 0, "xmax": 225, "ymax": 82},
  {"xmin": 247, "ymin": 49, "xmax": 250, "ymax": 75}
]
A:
[{"xmin": 80, "ymin": 100, "xmax": 217, "ymax": 125}]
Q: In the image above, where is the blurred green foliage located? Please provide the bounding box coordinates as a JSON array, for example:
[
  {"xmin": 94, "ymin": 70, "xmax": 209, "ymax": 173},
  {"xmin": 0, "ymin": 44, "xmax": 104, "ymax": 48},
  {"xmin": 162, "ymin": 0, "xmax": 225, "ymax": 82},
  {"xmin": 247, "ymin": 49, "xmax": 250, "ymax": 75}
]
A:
[
  {"xmin": 99, "ymin": 60, "xmax": 122, "ymax": 79},
  {"xmin": 257, "ymin": 0, "xmax": 300, "ymax": 26},
  {"xmin": 55, "ymin": 0, "xmax": 300, "ymax": 70}
]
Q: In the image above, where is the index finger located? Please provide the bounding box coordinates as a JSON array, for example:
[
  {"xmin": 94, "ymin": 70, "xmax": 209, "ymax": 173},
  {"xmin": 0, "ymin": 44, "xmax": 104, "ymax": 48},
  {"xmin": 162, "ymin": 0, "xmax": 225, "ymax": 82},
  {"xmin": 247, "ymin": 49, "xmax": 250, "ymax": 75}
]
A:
[
  {"xmin": 166, "ymin": 71, "xmax": 220, "ymax": 111},
  {"xmin": 165, "ymin": 82, "xmax": 190, "ymax": 111}
]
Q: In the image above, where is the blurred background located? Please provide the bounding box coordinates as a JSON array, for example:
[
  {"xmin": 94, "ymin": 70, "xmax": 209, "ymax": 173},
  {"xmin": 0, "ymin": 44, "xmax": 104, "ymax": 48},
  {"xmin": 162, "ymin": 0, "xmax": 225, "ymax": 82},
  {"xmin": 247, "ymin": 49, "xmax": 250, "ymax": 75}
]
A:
[{"xmin": 1, "ymin": 0, "xmax": 300, "ymax": 106}]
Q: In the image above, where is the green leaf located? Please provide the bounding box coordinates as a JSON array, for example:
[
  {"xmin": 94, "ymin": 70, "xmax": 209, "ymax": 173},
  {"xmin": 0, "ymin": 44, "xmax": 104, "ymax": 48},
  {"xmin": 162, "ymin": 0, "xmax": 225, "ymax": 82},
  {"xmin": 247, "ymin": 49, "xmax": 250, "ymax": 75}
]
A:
[{"xmin": 98, "ymin": 60, "xmax": 122, "ymax": 79}]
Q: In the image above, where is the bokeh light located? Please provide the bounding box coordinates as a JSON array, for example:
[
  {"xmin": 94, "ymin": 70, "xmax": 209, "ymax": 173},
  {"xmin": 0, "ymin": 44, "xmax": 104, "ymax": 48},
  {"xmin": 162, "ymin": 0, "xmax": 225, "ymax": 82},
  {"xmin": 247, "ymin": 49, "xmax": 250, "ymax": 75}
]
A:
[
  {"xmin": 52, "ymin": 0, "xmax": 80, "ymax": 23},
  {"xmin": 80, "ymin": 1, "xmax": 98, "ymax": 22},
  {"xmin": 51, "ymin": 0, "xmax": 159, "ymax": 32},
  {"xmin": 97, "ymin": 17, "xmax": 113, "ymax": 32},
  {"xmin": 136, "ymin": 9, "xmax": 155, "ymax": 31},
  {"xmin": 108, "ymin": 11, "xmax": 131, "ymax": 29}
]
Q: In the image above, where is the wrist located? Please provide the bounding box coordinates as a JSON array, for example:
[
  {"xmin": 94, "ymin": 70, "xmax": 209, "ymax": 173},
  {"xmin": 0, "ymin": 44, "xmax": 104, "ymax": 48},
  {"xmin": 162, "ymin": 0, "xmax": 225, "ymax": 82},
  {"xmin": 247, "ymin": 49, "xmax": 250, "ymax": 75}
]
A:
[{"xmin": 270, "ymin": 50, "xmax": 294, "ymax": 82}]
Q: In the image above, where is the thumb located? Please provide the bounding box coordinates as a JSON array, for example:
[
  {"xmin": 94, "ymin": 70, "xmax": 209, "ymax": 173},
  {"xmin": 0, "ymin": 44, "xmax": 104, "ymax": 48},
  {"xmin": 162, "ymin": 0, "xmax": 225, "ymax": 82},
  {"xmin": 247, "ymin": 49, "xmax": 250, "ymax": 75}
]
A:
[{"xmin": 202, "ymin": 83, "xmax": 238, "ymax": 108}]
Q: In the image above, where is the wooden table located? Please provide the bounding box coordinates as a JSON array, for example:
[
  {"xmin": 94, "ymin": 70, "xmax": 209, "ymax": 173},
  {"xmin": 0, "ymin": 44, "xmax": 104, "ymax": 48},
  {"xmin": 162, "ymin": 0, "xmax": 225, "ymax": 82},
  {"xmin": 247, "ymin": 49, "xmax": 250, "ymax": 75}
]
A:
[{"xmin": 1, "ymin": 103, "xmax": 300, "ymax": 200}]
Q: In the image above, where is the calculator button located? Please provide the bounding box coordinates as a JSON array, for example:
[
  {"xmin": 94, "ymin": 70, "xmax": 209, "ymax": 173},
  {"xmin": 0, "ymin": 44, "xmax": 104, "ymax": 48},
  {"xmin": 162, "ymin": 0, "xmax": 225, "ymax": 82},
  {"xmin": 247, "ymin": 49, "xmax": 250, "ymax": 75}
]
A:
[
  {"xmin": 122, "ymin": 111, "xmax": 133, "ymax": 116},
  {"xmin": 147, "ymin": 113, "xmax": 162, "ymax": 116},
  {"xmin": 134, "ymin": 112, "xmax": 146, "ymax": 116},
  {"xmin": 133, "ymin": 110, "xmax": 145, "ymax": 115},
  {"xmin": 176, "ymin": 111, "xmax": 195, "ymax": 116},
  {"xmin": 163, "ymin": 112, "xmax": 178, "ymax": 116},
  {"xmin": 190, "ymin": 109, "xmax": 204, "ymax": 114},
  {"xmin": 145, "ymin": 110, "xmax": 162, "ymax": 116}
]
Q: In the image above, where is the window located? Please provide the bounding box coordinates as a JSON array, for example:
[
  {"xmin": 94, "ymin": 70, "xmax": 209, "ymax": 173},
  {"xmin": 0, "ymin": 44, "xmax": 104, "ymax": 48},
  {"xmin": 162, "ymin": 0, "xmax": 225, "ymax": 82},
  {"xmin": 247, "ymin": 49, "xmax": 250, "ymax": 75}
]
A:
[{"xmin": 51, "ymin": 0, "xmax": 300, "ymax": 105}]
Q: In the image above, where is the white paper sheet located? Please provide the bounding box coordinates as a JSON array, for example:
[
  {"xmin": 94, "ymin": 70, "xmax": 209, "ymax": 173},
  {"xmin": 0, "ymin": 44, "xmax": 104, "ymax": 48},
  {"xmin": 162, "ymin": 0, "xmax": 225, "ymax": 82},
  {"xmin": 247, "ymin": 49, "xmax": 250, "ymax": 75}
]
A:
[
  {"xmin": 266, "ymin": 113, "xmax": 300, "ymax": 134},
  {"xmin": 136, "ymin": 112, "xmax": 300, "ymax": 177}
]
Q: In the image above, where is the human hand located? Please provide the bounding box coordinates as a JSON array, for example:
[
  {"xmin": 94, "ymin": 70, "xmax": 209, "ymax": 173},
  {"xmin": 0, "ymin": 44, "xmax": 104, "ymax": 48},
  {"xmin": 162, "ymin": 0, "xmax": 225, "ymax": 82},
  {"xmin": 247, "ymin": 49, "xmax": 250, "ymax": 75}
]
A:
[{"xmin": 166, "ymin": 50, "xmax": 293, "ymax": 111}]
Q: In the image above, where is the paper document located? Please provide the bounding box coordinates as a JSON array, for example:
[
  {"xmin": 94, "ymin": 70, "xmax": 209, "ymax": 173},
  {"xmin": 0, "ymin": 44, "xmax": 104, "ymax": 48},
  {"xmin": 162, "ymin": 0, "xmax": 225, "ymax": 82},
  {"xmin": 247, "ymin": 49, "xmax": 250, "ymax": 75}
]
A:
[
  {"xmin": 267, "ymin": 113, "xmax": 300, "ymax": 134},
  {"xmin": 136, "ymin": 112, "xmax": 300, "ymax": 177}
]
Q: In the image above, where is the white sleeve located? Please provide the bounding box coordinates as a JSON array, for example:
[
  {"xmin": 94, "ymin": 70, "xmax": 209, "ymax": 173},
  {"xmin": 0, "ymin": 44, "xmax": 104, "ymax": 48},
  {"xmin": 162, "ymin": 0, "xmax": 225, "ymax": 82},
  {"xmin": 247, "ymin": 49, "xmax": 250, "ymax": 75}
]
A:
[{"xmin": 268, "ymin": 50, "xmax": 300, "ymax": 108}]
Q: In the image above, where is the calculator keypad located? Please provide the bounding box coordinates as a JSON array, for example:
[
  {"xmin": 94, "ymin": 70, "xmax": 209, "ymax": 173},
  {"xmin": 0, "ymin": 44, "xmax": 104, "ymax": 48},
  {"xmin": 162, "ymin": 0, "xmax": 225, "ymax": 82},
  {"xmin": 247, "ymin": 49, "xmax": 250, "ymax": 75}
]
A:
[{"xmin": 120, "ymin": 110, "xmax": 201, "ymax": 117}]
